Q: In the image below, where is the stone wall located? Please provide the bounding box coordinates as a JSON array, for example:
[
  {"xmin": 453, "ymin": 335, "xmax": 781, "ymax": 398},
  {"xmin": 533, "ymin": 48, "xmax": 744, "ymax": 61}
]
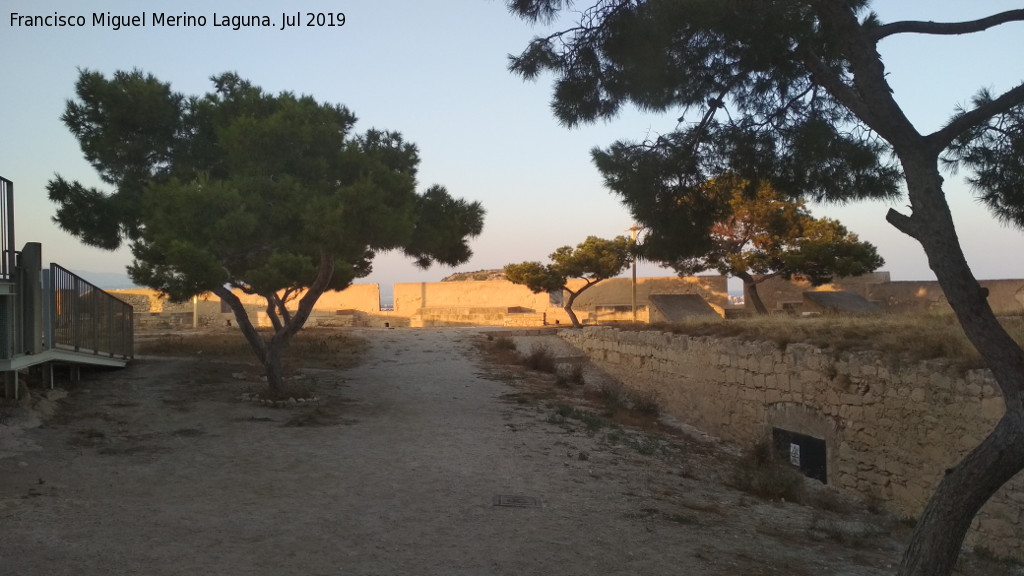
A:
[
  {"xmin": 559, "ymin": 327, "xmax": 1023, "ymax": 560},
  {"xmin": 754, "ymin": 273, "xmax": 1024, "ymax": 315}
]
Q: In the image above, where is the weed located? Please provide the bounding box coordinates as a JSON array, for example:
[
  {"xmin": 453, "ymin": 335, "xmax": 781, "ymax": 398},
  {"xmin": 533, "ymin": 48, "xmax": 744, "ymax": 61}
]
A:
[
  {"xmin": 524, "ymin": 344, "xmax": 557, "ymax": 373},
  {"xmin": 631, "ymin": 436, "xmax": 661, "ymax": 455},
  {"xmin": 809, "ymin": 515, "xmax": 886, "ymax": 548},
  {"xmin": 578, "ymin": 451, "xmax": 589, "ymax": 461},
  {"xmin": 596, "ymin": 379, "xmax": 628, "ymax": 414},
  {"xmin": 806, "ymin": 487, "xmax": 856, "ymax": 514},
  {"xmin": 628, "ymin": 388, "xmax": 661, "ymax": 415},
  {"xmin": 493, "ymin": 337, "xmax": 517, "ymax": 351},
  {"xmin": 605, "ymin": 427, "xmax": 626, "ymax": 445},
  {"xmin": 551, "ymin": 403, "xmax": 605, "ymax": 433},
  {"xmin": 678, "ymin": 498, "xmax": 723, "ymax": 515},
  {"xmin": 730, "ymin": 440, "xmax": 806, "ymax": 502},
  {"xmin": 665, "ymin": 512, "xmax": 697, "ymax": 525},
  {"xmin": 562, "ymin": 360, "xmax": 586, "ymax": 385},
  {"xmin": 137, "ymin": 329, "xmax": 366, "ymax": 371}
]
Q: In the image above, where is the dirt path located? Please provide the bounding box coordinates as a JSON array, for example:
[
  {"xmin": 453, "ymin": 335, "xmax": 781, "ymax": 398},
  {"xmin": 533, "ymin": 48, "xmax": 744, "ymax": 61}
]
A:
[{"xmin": 0, "ymin": 328, "xmax": 1008, "ymax": 575}]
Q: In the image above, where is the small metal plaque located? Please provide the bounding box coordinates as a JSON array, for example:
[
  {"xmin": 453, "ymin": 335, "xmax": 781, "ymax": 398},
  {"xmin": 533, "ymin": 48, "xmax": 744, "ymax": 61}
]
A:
[{"xmin": 493, "ymin": 495, "xmax": 540, "ymax": 508}]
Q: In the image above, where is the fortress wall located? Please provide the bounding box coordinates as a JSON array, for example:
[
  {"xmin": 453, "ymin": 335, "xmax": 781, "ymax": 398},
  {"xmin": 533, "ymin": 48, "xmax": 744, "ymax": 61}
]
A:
[
  {"xmin": 229, "ymin": 283, "xmax": 382, "ymax": 314},
  {"xmin": 559, "ymin": 327, "xmax": 1023, "ymax": 560},
  {"xmin": 753, "ymin": 273, "xmax": 1024, "ymax": 315},
  {"xmin": 751, "ymin": 272, "xmax": 892, "ymax": 311},
  {"xmin": 866, "ymin": 279, "xmax": 1024, "ymax": 315},
  {"xmin": 569, "ymin": 276, "xmax": 728, "ymax": 311},
  {"xmin": 393, "ymin": 280, "xmax": 552, "ymax": 316},
  {"xmin": 394, "ymin": 276, "xmax": 727, "ymax": 326}
]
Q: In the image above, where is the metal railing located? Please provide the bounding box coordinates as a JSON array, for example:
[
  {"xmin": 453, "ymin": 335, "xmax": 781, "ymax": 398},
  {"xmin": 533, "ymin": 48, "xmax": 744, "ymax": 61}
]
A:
[
  {"xmin": 0, "ymin": 177, "xmax": 14, "ymax": 280},
  {"xmin": 47, "ymin": 264, "xmax": 134, "ymax": 359}
]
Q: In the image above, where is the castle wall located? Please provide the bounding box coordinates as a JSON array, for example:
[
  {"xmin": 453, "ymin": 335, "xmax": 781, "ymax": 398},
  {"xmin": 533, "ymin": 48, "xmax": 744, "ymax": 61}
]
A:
[
  {"xmin": 753, "ymin": 273, "xmax": 1024, "ymax": 315},
  {"xmin": 559, "ymin": 326, "xmax": 1023, "ymax": 560}
]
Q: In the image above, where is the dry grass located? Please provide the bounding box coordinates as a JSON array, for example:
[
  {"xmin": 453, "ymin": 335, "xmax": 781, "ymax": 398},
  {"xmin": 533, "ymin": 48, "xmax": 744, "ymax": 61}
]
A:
[
  {"xmin": 523, "ymin": 343, "xmax": 558, "ymax": 373},
  {"xmin": 730, "ymin": 440, "xmax": 806, "ymax": 503},
  {"xmin": 632, "ymin": 313, "xmax": 1024, "ymax": 371},
  {"xmin": 136, "ymin": 328, "xmax": 367, "ymax": 370}
]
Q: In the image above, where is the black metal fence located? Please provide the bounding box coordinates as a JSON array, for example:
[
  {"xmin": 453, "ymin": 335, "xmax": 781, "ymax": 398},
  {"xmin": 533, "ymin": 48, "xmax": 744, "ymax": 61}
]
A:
[{"xmin": 49, "ymin": 264, "xmax": 134, "ymax": 359}]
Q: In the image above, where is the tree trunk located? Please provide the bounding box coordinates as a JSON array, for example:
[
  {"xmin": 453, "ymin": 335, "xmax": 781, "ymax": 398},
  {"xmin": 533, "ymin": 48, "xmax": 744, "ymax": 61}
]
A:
[
  {"xmin": 263, "ymin": 340, "xmax": 286, "ymax": 396},
  {"xmin": 789, "ymin": 6, "xmax": 1024, "ymax": 572},
  {"xmin": 563, "ymin": 299, "xmax": 582, "ymax": 328},
  {"xmin": 888, "ymin": 154, "xmax": 1024, "ymax": 576},
  {"xmin": 213, "ymin": 251, "xmax": 338, "ymax": 397},
  {"xmin": 563, "ymin": 279, "xmax": 605, "ymax": 328},
  {"xmin": 899, "ymin": 412, "xmax": 1024, "ymax": 575},
  {"xmin": 736, "ymin": 272, "xmax": 768, "ymax": 315}
]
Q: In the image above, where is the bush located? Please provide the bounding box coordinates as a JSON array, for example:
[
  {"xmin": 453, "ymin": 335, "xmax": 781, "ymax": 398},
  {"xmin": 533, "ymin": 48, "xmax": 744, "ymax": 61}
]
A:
[
  {"xmin": 493, "ymin": 337, "xmax": 517, "ymax": 351},
  {"xmin": 628, "ymin": 388, "xmax": 661, "ymax": 415},
  {"xmin": 730, "ymin": 440, "xmax": 805, "ymax": 502},
  {"xmin": 524, "ymin": 344, "xmax": 557, "ymax": 373},
  {"xmin": 595, "ymin": 379, "xmax": 628, "ymax": 413}
]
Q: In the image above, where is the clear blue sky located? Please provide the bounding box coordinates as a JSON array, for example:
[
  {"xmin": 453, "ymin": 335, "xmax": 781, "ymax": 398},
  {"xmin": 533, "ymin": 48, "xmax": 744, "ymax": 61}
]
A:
[{"xmin": 1, "ymin": 1, "xmax": 1022, "ymax": 302}]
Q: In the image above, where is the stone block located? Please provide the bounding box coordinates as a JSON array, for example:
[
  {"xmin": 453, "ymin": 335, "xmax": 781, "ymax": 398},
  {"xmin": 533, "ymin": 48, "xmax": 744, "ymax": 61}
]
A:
[{"xmin": 982, "ymin": 397, "xmax": 1005, "ymax": 421}]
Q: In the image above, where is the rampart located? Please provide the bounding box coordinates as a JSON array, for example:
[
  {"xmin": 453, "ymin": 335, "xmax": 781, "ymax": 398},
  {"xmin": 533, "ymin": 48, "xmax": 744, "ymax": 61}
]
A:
[
  {"xmin": 113, "ymin": 276, "xmax": 728, "ymax": 329},
  {"xmin": 756, "ymin": 272, "xmax": 1024, "ymax": 315},
  {"xmin": 112, "ymin": 272, "xmax": 1024, "ymax": 327},
  {"xmin": 559, "ymin": 326, "xmax": 1023, "ymax": 560}
]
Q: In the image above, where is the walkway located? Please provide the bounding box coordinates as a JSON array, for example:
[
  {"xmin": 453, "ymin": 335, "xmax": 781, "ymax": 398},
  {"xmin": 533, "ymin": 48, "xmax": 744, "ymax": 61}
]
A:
[{"xmin": 0, "ymin": 328, "xmax": 908, "ymax": 575}]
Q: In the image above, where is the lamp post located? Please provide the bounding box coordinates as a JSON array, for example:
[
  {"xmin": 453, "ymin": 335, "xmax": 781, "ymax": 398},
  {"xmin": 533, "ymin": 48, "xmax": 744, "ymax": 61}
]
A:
[{"xmin": 628, "ymin": 224, "xmax": 643, "ymax": 322}]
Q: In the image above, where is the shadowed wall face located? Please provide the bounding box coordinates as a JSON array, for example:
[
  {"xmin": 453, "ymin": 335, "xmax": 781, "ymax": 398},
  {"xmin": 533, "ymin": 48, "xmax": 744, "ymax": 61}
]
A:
[{"xmin": 560, "ymin": 327, "xmax": 1022, "ymax": 561}]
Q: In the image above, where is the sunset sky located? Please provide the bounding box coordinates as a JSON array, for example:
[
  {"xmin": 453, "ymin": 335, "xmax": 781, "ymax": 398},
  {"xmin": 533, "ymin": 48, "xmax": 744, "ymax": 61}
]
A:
[{"xmin": 2, "ymin": 1, "xmax": 1022, "ymax": 302}]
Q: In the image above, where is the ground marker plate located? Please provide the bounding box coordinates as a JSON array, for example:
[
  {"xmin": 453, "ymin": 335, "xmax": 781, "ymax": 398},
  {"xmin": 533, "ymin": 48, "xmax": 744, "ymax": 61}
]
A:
[{"xmin": 492, "ymin": 495, "xmax": 540, "ymax": 508}]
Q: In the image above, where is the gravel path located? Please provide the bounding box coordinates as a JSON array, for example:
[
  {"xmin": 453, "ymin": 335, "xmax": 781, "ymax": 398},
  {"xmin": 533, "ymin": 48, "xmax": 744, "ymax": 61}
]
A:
[{"xmin": 0, "ymin": 327, "xmax": 1005, "ymax": 575}]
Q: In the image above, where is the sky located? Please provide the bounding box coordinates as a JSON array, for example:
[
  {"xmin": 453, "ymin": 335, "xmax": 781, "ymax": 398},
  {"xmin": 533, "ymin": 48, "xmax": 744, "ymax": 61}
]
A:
[{"xmin": 1, "ymin": 1, "xmax": 1022, "ymax": 303}]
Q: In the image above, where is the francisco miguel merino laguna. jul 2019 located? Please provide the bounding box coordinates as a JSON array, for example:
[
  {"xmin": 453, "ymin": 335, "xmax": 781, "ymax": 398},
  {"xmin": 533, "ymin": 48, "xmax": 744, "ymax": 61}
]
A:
[{"xmin": 9, "ymin": 11, "xmax": 346, "ymax": 31}]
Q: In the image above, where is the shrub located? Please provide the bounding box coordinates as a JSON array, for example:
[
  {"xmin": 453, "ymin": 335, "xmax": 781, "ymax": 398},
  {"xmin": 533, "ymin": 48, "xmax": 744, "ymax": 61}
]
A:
[
  {"xmin": 628, "ymin": 388, "xmax": 661, "ymax": 415},
  {"xmin": 493, "ymin": 337, "xmax": 517, "ymax": 351},
  {"xmin": 730, "ymin": 440, "xmax": 806, "ymax": 502},
  {"xmin": 595, "ymin": 379, "xmax": 628, "ymax": 413},
  {"xmin": 524, "ymin": 344, "xmax": 557, "ymax": 373}
]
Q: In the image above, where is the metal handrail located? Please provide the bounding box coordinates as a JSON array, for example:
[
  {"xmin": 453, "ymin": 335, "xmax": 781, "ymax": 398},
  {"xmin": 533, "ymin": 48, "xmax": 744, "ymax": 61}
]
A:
[
  {"xmin": 47, "ymin": 263, "xmax": 134, "ymax": 359},
  {"xmin": 0, "ymin": 177, "xmax": 14, "ymax": 281}
]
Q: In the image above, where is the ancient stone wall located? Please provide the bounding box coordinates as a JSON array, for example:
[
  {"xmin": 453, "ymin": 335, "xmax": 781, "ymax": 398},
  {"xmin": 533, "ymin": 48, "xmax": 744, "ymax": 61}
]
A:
[
  {"xmin": 394, "ymin": 276, "xmax": 727, "ymax": 326},
  {"xmin": 559, "ymin": 327, "xmax": 1023, "ymax": 560},
  {"xmin": 753, "ymin": 273, "xmax": 1024, "ymax": 315}
]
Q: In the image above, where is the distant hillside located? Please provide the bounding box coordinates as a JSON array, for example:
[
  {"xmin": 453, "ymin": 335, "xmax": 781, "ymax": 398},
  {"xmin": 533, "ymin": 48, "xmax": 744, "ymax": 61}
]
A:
[
  {"xmin": 441, "ymin": 269, "xmax": 506, "ymax": 282},
  {"xmin": 72, "ymin": 271, "xmax": 138, "ymax": 290}
]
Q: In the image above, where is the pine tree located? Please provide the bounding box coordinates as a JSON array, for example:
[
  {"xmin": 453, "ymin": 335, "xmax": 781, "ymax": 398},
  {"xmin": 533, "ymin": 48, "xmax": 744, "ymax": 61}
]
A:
[
  {"xmin": 507, "ymin": 2, "xmax": 1024, "ymax": 573},
  {"xmin": 50, "ymin": 70, "xmax": 484, "ymax": 394}
]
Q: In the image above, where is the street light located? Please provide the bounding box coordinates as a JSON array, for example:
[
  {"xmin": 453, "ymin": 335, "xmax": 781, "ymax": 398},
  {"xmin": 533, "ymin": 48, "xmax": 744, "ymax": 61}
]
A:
[{"xmin": 628, "ymin": 224, "xmax": 644, "ymax": 322}]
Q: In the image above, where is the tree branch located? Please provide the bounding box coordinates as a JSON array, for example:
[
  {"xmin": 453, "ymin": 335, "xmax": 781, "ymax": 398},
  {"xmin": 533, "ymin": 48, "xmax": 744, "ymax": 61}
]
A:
[
  {"xmin": 272, "ymin": 251, "xmax": 336, "ymax": 346},
  {"xmin": 794, "ymin": 44, "xmax": 875, "ymax": 127},
  {"xmin": 885, "ymin": 208, "xmax": 923, "ymax": 240},
  {"xmin": 927, "ymin": 82, "xmax": 1024, "ymax": 153},
  {"xmin": 873, "ymin": 10, "xmax": 1024, "ymax": 41},
  {"xmin": 810, "ymin": 3, "xmax": 922, "ymax": 149},
  {"xmin": 264, "ymin": 297, "xmax": 283, "ymax": 332}
]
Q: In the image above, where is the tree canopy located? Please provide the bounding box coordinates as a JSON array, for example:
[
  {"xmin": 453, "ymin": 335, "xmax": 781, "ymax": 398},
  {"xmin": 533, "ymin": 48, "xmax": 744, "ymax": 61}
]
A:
[
  {"xmin": 507, "ymin": 2, "xmax": 1024, "ymax": 574},
  {"xmin": 51, "ymin": 70, "xmax": 484, "ymax": 393},
  {"xmin": 505, "ymin": 235, "xmax": 631, "ymax": 327},
  {"xmin": 622, "ymin": 176, "xmax": 884, "ymax": 313}
]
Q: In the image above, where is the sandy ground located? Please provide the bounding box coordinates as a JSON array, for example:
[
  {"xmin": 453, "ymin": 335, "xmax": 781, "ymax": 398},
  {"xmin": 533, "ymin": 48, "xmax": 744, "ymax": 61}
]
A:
[{"xmin": 0, "ymin": 327, "xmax": 1015, "ymax": 575}]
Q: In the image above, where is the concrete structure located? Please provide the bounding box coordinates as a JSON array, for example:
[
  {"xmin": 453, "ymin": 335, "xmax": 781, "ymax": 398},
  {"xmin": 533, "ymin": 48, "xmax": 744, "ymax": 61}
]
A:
[
  {"xmin": 0, "ymin": 177, "xmax": 133, "ymax": 399},
  {"xmin": 559, "ymin": 326, "xmax": 1023, "ymax": 561},
  {"xmin": 756, "ymin": 272, "xmax": 1024, "ymax": 315},
  {"xmin": 648, "ymin": 294, "xmax": 720, "ymax": 323},
  {"xmin": 113, "ymin": 271, "xmax": 1024, "ymax": 328},
  {"xmin": 802, "ymin": 291, "xmax": 882, "ymax": 315},
  {"xmin": 115, "ymin": 275, "xmax": 730, "ymax": 329}
]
